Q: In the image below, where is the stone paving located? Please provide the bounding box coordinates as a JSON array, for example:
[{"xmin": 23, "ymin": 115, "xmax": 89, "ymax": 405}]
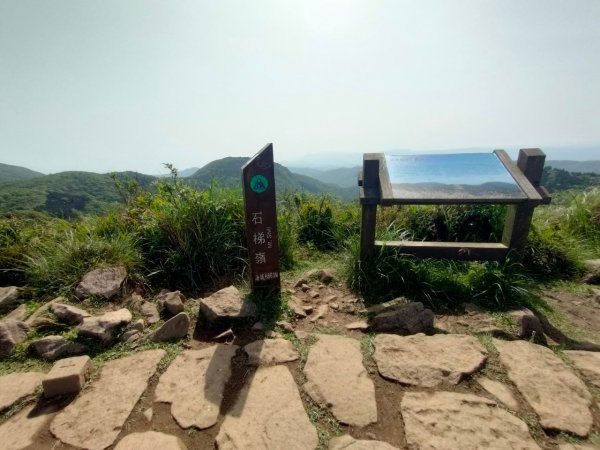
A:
[{"xmin": 1, "ymin": 333, "xmax": 600, "ymax": 449}]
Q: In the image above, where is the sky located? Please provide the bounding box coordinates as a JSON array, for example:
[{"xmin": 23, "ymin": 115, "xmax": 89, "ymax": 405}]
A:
[{"xmin": 1, "ymin": 0, "xmax": 599, "ymax": 174}]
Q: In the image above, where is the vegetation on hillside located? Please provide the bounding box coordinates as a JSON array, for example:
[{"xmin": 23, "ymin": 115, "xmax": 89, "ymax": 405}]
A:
[
  {"xmin": 0, "ymin": 158, "xmax": 598, "ymax": 316},
  {"xmin": 0, "ymin": 162, "xmax": 44, "ymax": 183}
]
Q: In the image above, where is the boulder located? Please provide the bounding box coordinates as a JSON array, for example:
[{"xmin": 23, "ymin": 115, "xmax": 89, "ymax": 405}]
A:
[
  {"xmin": 77, "ymin": 308, "xmax": 132, "ymax": 343},
  {"xmin": 564, "ymin": 350, "xmax": 600, "ymax": 388},
  {"xmin": 582, "ymin": 259, "xmax": 600, "ymax": 284},
  {"xmin": 0, "ymin": 286, "xmax": 20, "ymax": 312},
  {"xmin": 0, "ymin": 319, "xmax": 29, "ymax": 356},
  {"xmin": 156, "ymin": 290, "xmax": 185, "ymax": 315},
  {"xmin": 30, "ymin": 335, "xmax": 87, "ymax": 360},
  {"xmin": 346, "ymin": 320, "xmax": 369, "ymax": 331},
  {"xmin": 51, "ymin": 303, "xmax": 91, "ymax": 325},
  {"xmin": 373, "ymin": 333, "xmax": 487, "ymax": 387},
  {"xmin": 509, "ymin": 309, "xmax": 547, "ymax": 345},
  {"xmin": 198, "ymin": 286, "xmax": 256, "ymax": 328},
  {"xmin": 365, "ymin": 297, "xmax": 410, "ymax": 315},
  {"xmin": 476, "ymin": 376, "xmax": 519, "ymax": 411},
  {"xmin": 289, "ymin": 296, "xmax": 308, "ymax": 318},
  {"xmin": 369, "ymin": 302, "xmax": 434, "ymax": 334},
  {"xmin": 24, "ymin": 297, "xmax": 63, "ymax": 327},
  {"xmin": 74, "ymin": 266, "xmax": 127, "ymax": 299},
  {"xmin": 148, "ymin": 312, "xmax": 190, "ymax": 342}
]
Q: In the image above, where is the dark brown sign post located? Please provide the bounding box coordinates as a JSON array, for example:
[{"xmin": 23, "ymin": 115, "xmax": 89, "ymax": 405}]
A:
[{"xmin": 242, "ymin": 143, "xmax": 280, "ymax": 293}]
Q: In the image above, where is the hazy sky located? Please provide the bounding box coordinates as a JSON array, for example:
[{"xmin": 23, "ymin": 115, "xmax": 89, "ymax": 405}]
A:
[{"xmin": 1, "ymin": 0, "xmax": 599, "ymax": 174}]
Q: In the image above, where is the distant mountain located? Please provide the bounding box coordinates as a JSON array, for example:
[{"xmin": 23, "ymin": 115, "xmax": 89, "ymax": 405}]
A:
[
  {"xmin": 0, "ymin": 163, "xmax": 44, "ymax": 183},
  {"xmin": 155, "ymin": 167, "xmax": 200, "ymax": 178},
  {"xmin": 188, "ymin": 157, "xmax": 357, "ymax": 200},
  {"xmin": 289, "ymin": 166, "xmax": 361, "ymax": 188},
  {"xmin": 542, "ymin": 167, "xmax": 600, "ymax": 192},
  {"xmin": 546, "ymin": 160, "xmax": 600, "ymax": 174},
  {"xmin": 0, "ymin": 171, "xmax": 155, "ymax": 217}
]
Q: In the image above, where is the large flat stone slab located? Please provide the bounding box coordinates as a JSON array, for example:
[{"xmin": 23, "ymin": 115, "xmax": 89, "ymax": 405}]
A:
[
  {"xmin": 216, "ymin": 365, "xmax": 318, "ymax": 450},
  {"xmin": 0, "ymin": 372, "xmax": 44, "ymax": 411},
  {"xmin": 114, "ymin": 431, "xmax": 187, "ymax": 450},
  {"xmin": 0, "ymin": 403, "xmax": 58, "ymax": 450},
  {"xmin": 50, "ymin": 349, "xmax": 165, "ymax": 450},
  {"xmin": 401, "ymin": 391, "xmax": 540, "ymax": 449},
  {"xmin": 74, "ymin": 266, "xmax": 127, "ymax": 299},
  {"xmin": 565, "ymin": 350, "xmax": 600, "ymax": 388},
  {"xmin": 374, "ymin": 333, "xmax": 487, "ymax": 387},
  {"xmin": 303, "ymin": 334, "xmax": 377, "ymax": 427},
  {"xmin": 494, "ymin": 339, "xmax": 593, "ymax": 437},
  {"xmin": 476, "ymin": 376, "xmax": 519, "ymax": 411},
  {"xmin": 329, "ymin": 435, "xmax": 399, "ymax": 449},
  {"xmin": 155, "ymin": 345, "xmax": 237, "ymax": 429},
  {"xmin": 244, "ymin": 338, "xmax": 299, "ymax": 365}
]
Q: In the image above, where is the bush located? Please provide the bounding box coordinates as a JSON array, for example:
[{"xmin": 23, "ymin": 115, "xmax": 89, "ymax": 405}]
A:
[{"xmin": 295, "ymin": 195, "xmax": 338, "ymax": 250}]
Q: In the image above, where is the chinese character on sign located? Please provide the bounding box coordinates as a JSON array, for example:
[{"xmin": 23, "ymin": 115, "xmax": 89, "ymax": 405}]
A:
[
  {"xmin": 266, "ymin": 227, "xmax": 272, "ymax": 239},
  {"xmin": 253, "ymin": 232, "xmax": 265, "ymax": 245},
  {"xmin": 255, "ymin": 252, "xmax": 266, "ymax": 264},
  {"xmin": 251, "ymin": 212, "xmax": 263, "ymax": 225}
]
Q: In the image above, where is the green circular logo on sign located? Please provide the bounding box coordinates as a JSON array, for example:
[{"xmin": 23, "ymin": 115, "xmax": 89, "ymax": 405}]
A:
[{"xmin": 250, "ymin": 174, "xmax": 269, "ymax": 193}]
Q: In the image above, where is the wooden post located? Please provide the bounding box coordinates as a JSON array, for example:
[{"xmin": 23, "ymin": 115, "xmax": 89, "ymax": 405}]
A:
[
  {"xmin": 502, "ymin": 148, "xmax": 546, "ymax": 258},
  {"xmin": 242, "ymin": 143, "xmax": 280, "ymax": 294},
  {"xmin": 360, "ymin": 154, "xmax": 381, "ymax": 261}
]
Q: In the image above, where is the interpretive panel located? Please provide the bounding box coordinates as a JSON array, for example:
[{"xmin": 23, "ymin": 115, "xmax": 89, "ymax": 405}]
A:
[{"xmin": 385, "ymin": 153, "xmax": 527, "ymax": 202}]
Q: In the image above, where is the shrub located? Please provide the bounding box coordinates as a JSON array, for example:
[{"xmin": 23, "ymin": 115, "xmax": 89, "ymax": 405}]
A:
[{"xmin": 296, "ymin": 195, "xmax": 338, "ymax": 250}]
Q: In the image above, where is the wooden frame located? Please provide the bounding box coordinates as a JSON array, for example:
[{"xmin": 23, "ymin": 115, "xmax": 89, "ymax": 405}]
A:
[{"xmin": 359, "ymin": 149, "xmax": 551, "ymax": 261}]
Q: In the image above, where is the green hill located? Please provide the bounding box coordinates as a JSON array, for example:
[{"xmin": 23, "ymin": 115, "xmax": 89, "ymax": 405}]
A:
[
  {"xmin": 188, "ymin": 157, "xmax": 357, "ymax": 200},
  {"xmin": 542, "ymin": 167, "xmax": 600, "ymax": 192},
  {"xmin": 0, "ymin": 171, "xmax": 155, "ymax": 217},
  {"xmin": 0, "ymin": 163, "xmax": 44, "ymax": 183},
  {"xmin": 547, "ymin": 160, "xmax": 600, "ymax": 174}
]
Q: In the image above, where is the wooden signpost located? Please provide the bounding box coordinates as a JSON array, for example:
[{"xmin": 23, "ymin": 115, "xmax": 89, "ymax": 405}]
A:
[{"xmin": 242, "ymin": 143, "xmax": 280, "ymax": 293}]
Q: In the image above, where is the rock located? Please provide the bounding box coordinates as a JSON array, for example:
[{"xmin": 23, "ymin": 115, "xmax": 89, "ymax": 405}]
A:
[
  {"xmin": 0, "ymin": 286, "xmax": 20, "ymax": 312},
  {"xmin": 310, "ymin": 304, "xmax": 328, "ymax": 322},
  {"xmin": 245, "ymin": 338, "xmax": 299, "ymax": 365},
  {"xmin": 324, "ymin": 294, "xmax": 338, "ymax": 303},
  {"xmin": 329, "ymin": 435, "xmax": 399, "ymax": 450},
  {"xmin": 156, "ymin": 291, "xmax": 185, "ymax": 315},
  {"xmin": 121, "ymin": 330, "xmax": 142, "ymax": 344},
  {"xmin": 471, "ymin": 326, "xmax": 515, "ymax": 339},
  {"xmin": 198, "ymin": 286, "xmax": 256, "ymax": 328},
  {"xmin": 509, "ymin": 309, "xmax": 547, "ymax": 345},
  {"xmin": 252, "ymin": 322, "xmax": 264, "ymax": 330},
  {"xmin": 401, "ymin": 391, "xmax": 540, "ymax": 449},
  {"xmin": 294, "ymin": 277, "xmax": 308, "ymax": 288},
  {"xmin": 301, "ymin": 283, "xmax": 310, "ymax": 292},
  {"xmin": 155, "ymin": 345, "xmax": 237, "ymax": 429},
  {"xmin": 476, "ymin": 376, "xmax": 519, "ymax": 411},
  {"xmin": 295, "ymin": 330, "xmax": 309, "ymax": 340},
  {"xmin": 139, "ymin": 301, "xmax": 160, "ymax": 324},
  {"xmin": 365, "ymin": 297, "xmax": 410, "ymax": 315},
  {"xmin": 307, "ymin": 268, "xmax": 335, "ymax": 284},
  {"xmin": 43, "ymin": 355, "xmax": 90, "ymax": 397},
  {"xmin": 583, "ymin": 259, "xmax": 600, "ymax": 272},
  {"xmin": 330, "ymin": 302, "xmax": 339, "ymax": 310},
  {"xmin": 369, "ymin": 302, "xmax": 434, "ymax": 334},
  {"xmin": 24, "ymin": 297, "xmax": 62, "ymax": 327},
  {"xmin": 30, "ymin": 335, "xmax": 86, "ymax": 360},
  {"xmin": 0, "ymin": 319, "xmax": 29, "ymax": 356},
  {"xmin": 5, "ymin": 304, "xmax": 27, "ymax": 321},
  {"xmin": 114, "ymin": 431, "xmax": 188, "ymax": 450},
  {"xmin": 28, "ymin": 316, "xmax": 64, "ymax": 331},
  {"xmin": 289, "ymin": 297, "xmax": 308, "ymax": 318},
  {"xmin": 129, "ymin": 318, "xmax": 145, "ymax": 332},
  {"xmin": 0, "ymin": 403, "xmax": 58, "ymax": 450},
  {"xmin": 558, "ymin": 444, "xmax": 599, "ymax": 450},
  {"xmin": 51, "ymin": 303, "xmax": 91, "ymax": 325},
  {"xmin": 373, "ymin": 334, "xmax": 487, "ymax": 387},
  {"xmin": 212, "ymin": 328, "xmax": 235, "ymax": 341},
  {"xmin": 564, "ymin": 350, "xmax": 600, "ymax": 388},
  {"xmin": 276, "ymin": 320, "xmax": 294, "ymax": 333},
  {"xmin": 494, "ymin": 339, "xmax": 593, "ymax": 437},
  {"xmin": 143, "ymin": 407, "xmax": 153, "ymax": 422},
  {"xmin": 308, "ymin": 290, "xmax": 320, "ymax": 299},
  {"xmin": 74, "ymin": 266, "xmax": 127, "ymax": 299},
  {"xmin": 148, "ymin": 312, "xmax": 190, "ymax": 341},
  {"xmin": 304, "ymin": 335, "xmax": 377, "ymax": 427},
  {"xmin": 0, "ymin": 372, "xmax": 44, "ymax": 411},
  {"xmin": 50, "ymin": 349, "xmax": 165, "ymax": 450},
  {"xmin": 216, "ymin": 365, "xmax": 318, "ymax": 450},
  {"xmin": 346, "ymin": 320, "xmax": 369, "ymax": 331},
  {"xmin": 77, "ymin": 308, "xmax": 132, "ymax": 342}
]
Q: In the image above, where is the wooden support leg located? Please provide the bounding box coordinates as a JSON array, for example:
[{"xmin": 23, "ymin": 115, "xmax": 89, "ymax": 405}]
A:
[
  {"xmin": 360, "ymin": 204, "xmax": 377, "ymax": 260},
  {"xmin": 359, "ymin": 155, "xmax": 381, "ymax": 261},
  {"xmin": 502, "ymin": 148, "xmax": 546, "ymax": 259}
]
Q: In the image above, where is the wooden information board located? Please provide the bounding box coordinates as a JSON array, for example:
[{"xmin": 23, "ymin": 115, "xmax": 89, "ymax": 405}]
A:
[{"xmin": 242, "ymin": 143, "xmax": 280, "ymax": 292}]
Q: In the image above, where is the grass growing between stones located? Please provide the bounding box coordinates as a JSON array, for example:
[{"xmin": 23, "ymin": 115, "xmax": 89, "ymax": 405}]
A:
[{"xmin": 303, "ymin": 396, "xmax": 342, "ymax": 450}]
